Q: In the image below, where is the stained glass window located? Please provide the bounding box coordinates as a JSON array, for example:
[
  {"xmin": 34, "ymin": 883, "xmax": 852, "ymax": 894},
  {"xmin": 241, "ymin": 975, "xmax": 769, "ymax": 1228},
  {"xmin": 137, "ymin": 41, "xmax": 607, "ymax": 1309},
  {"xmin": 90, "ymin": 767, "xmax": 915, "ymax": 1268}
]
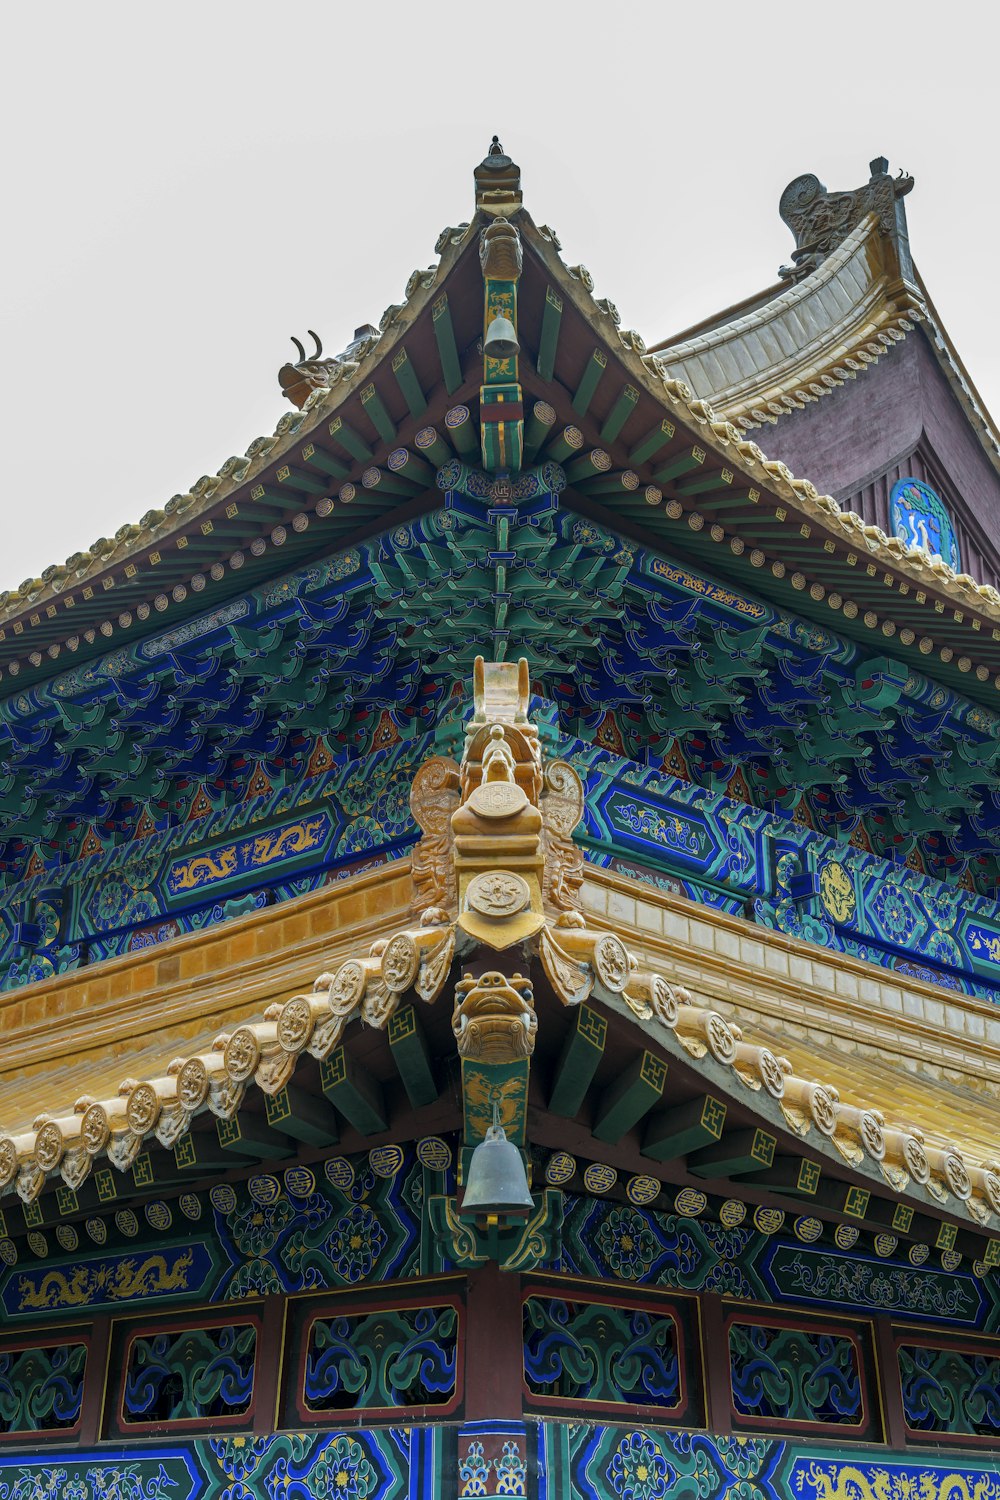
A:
[{"xmin": 890, "ymin": 478, "xmax": 960, "ymax": 569}]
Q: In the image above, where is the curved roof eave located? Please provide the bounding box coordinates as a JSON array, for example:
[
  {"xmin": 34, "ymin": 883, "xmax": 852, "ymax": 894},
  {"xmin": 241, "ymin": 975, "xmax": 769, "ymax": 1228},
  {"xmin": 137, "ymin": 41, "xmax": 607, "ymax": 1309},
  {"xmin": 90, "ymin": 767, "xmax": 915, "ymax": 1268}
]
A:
[
  {"xmin": 3, "ymin": 875, "xmax": 999, "ymax": 1250},
  {"xmin": 650, "ymin": 215, "xmax": 1000, "ymax": 493},
  {"xmin": 5, "ymin": 186, "xmax": 1000, "ymax": 697}
]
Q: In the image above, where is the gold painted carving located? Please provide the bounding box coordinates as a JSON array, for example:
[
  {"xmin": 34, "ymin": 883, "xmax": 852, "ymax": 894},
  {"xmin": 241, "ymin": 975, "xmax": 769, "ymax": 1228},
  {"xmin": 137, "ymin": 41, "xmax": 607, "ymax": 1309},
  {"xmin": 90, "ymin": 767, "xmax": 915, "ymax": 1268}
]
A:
[
  {"xmin": 623, "ymin": 970, "xmax": 683, "ymax": 1027},
  {"xmin": 540, "ymin": 760, "xmax": 585, "ymax": 913},
  {"xmin": 479, "ymin": 218, "xmax": 523, "ymax": 282},
  {"xmin": 539, "ymin": 923, "xmax": 592, "ymax": 1006},
  {"xmin": 819, "ymin": 860, "xmax": 856, "ymax": 924},
  {"xmin": 453, "ymin": 971, "xmax": 537, "ymax": 1062},
  {"xmin": 410, "ymin": 755, "xmax": 460, "ymax": 918},
  {"xmin": 416, "ymin": 926, "xmax": 456, "ymax": 1003},
  {"xmin": 467, "ymin": 870, "xmax": 531, "ymax": 917}
]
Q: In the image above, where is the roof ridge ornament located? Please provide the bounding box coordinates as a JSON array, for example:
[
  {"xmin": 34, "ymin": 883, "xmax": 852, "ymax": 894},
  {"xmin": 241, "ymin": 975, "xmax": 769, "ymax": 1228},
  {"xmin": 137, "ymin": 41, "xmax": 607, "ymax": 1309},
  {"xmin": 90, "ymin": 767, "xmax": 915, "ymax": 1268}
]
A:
[
  {"xmin": 778, "ymin": 156, "xmax": 914, "ymax": 283},
  {"xmin": 474, "ymin": 135, "xmax": 522, "ymax": 215}
]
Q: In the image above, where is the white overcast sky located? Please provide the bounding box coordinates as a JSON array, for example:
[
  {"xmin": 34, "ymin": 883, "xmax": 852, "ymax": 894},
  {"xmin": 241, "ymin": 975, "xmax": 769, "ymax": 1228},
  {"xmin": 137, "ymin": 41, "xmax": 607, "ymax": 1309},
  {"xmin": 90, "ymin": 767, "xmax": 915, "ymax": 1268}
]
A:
[{"xmin": 1, "ymin": 1, "xmax": 995, "ymax": 591}]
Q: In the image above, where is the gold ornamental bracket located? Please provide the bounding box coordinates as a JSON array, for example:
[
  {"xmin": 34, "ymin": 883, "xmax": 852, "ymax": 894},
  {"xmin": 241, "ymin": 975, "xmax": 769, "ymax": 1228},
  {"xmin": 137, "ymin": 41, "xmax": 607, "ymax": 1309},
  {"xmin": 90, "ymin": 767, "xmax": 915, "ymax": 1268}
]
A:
[
  {"xmin": 3, "ymin": 877, "xmax": 1000, "ymax": 1242},
  {"xmin": 449, "ymin": 658, "xmax": 547, "ymax": 949},
  {"xmin": 409, "ymin": 659, "xmax": 587, "ymax": 943}
]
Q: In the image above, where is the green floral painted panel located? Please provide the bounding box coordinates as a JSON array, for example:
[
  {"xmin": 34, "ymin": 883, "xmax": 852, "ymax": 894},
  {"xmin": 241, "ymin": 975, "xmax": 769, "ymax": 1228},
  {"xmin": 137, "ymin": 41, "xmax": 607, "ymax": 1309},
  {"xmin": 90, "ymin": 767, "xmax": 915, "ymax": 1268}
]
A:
[
  {"xmin": 303, "ymin": 1304, "xmax": 458, "ymax": 1413},
  {"xmin": 899, "ymin": 1341, "xmax": 1000, "ymax": 1435},
  {"xmin": 0, "ymin": 1341, "xmax": 86, "ymax": 1432},
  {"xmin": 729, "ymin": 1322, "xmax": 863, "ymax": 1426},
  {"xmin": 122, "ymin": 1323, "xmax": 256, "ymax": 1425},
  {"xmin": 523, "ymin": 1296, "xmax": 680, "ymax": 1411}
]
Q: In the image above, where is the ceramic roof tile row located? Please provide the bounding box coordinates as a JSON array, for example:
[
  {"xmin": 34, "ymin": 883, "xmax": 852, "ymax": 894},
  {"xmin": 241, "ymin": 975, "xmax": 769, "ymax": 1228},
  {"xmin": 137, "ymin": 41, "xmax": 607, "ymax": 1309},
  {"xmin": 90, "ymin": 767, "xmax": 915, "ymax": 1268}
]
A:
[
  {"xmin": 3, "ymin": 909, "xmax": 999, "ymax": 1240},
  {"xmin": 5, "ymin": 198, "xmax": 1000, "ymax": 665}
]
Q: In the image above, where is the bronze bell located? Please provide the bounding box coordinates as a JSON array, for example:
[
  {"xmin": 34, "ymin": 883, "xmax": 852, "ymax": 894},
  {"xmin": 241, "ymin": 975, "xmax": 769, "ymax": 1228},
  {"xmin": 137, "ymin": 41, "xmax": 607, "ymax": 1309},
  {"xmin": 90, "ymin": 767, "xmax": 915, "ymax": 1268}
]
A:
[
  {"xmin": 460, "ymin": 1107, "xmax": 534, "ymax": 1219},
  {"xmin": 483, "ymin": 315, "xmax": 519, "ymax": 360}
]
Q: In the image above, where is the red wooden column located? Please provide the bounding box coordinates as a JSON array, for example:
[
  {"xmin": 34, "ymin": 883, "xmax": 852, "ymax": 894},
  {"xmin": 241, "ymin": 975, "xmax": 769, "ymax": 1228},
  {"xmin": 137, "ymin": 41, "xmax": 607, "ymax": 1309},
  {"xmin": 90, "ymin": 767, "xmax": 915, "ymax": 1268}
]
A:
[
  {"xmin": 873, "ymin": 1315, "xmax": 908, "ymax": 1449},
  {"xmin": 78, "ymin": 1314, "xmax": 112, "ymax": 1444},
  {"xmin": 464, "ymin": 1261, "xmax": 525, "ymax": 1419},
  {"xmin": 253, "ymin": 1294, "xmax": 289, "ymax": 1434},
  {"xmin": 699, "ymin": 1293, "xmax": 734, "ymax": 1436}
]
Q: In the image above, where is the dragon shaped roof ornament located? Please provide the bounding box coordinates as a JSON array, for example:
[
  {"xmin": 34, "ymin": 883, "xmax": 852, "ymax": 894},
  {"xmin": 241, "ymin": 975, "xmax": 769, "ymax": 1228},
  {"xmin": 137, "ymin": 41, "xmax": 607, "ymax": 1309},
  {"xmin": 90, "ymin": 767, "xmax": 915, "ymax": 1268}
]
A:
[
  {"xmin": 778, "ymin": 156, "xmax": 914, "ymax": 283},
  {"xmin": 278, "ymin": 323, "xmax": 381, "ymax": 409}
]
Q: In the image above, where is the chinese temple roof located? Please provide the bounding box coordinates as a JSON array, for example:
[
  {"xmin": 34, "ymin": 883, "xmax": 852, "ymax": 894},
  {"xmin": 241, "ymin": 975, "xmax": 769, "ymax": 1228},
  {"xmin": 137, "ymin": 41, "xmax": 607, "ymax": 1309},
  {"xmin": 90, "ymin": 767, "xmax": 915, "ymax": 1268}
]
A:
[
  {"xmin": 2, "ymin": 673, "xmax": 999, "ymax": 1268},
  {"xmin": 3, "ymin": 145, "xmax": 1000, "ymax": 701},
  {"xmin": 3, "ymin": 144, "xmax": 1000, "ymax": 1275},
  {"xmin": 653, "ymin": 158, "xmax": 1000, "ymax": 575}
]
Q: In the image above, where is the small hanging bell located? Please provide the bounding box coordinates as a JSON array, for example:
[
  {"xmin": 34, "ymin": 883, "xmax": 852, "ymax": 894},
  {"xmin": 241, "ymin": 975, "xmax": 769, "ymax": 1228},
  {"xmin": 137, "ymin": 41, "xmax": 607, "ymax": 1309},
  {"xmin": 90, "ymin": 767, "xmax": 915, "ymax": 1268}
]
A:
[
  {"xmin": 483, "ymin": 315, "xmax": 520, "ymax": 360},
  {"xmin": 460, "ymin": 1105, "xmax": 534, "ymax": 1218}
]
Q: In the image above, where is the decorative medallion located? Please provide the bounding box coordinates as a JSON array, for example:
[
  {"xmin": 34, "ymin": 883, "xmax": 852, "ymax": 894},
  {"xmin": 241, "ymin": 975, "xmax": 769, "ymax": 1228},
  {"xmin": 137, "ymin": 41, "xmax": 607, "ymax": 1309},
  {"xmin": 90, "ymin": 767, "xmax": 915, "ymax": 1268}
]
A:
[
  {"xmin": 809, "ymin": 1084, "xmax": 839, "ymax": 1136},
  {"xmin": 416, "ymin": 1137, "xmax": 452, "ymax": 1172},
  {"xmin": 674, "ymin": 1188, "xmax": 707, "ymax": 1217},
  {"xmin": 941, "ymin": 1248, "xmax": 963, "ymax": 1271},
  {"xmin": 593, "ymin": 933, "xmax": 631, "ymax": 993},
  {"xmin": 145, "ymin": 1200, "xmax": 173, "ymax": 1232},
  {"xmin": 819, "ymin": 860, "xmax": 856, "ymax": 924},
  {"xmin": 0, "ymin": 1139, "xmax": 17, "ymax": 1189},
  {"xmin": 115, "ymin": 1209, "xmax": 139, "ymax": 1237},
  {"xmin": 607, "ymin": 1431, "xmax": 675, "ymax": 1499},
  {"xmin": 794, "ymin": 1216, "xmax": 824, "ymax": 1243},
  {"xmin": 466, "ymin": 870, "xmax": 531, "ymax": 917},
  {"xmin": 176, "ymin": 1058, "xmax": 210, "ymax": 1110},
  {"xmin": 904, "ymin": 1135, "xmax": 930, "ymax": 1182},
  {"xmin": 835, "ymin": 1224, "xmax": 860, "ymax": 1250},
  {"xmin": 369, "ymin": 1144, "xmax": 405, "ymax": 1178},
  {"xmin": 0, "ymin": 1240, "xmax": 16, "ymax": 1266},
  {"xmin": 753, "ymin": 1206, "xmax": 785, "ymax": 1235},
  {"xmin": 626, "ymin": 1175, "xmax": 660, "ymax": 1206},
  {"xmin": 178, "ymin": 1194, "xmax": 201, "ymax": 1221},
  {"xmin": 56, "ymin": 1225, "xmax": 79, "ymax": 1252},
  {"xmin": 545, "ymin": 1152, "xmax": 576, "ymax": 1186},
  {"xmin": 223, "ymin": 1026, "xmax": 261, "ymax": 1083},
  {"xmin": 909, "ymin": 1243, "xmax": 930, "ymax": 1265},
  {"xmin": 284, "ymin": 1166, "xmax": 317, "ymax": 1198},
  {"xmin": 325, "ymin": 1157, "xmax": 355, "ymax": 1193},
  {"xmin": 583, "ymin": 1162, "xmax": 618, "ymax": 1194},
  {"xmin": 381, "ymin": 932, "xmax": 420, "ymax": 993},
  {"xmin": 210, "ymin": 1184, "xmax": 238, "ymax": 1214},
  {"xmin": 85, "ymin": 1218, "xmax": 107, "ymax": 1244},
  {"xmin": 329, "ymin": 960, "xmax": 366, "ymax": 1012},
  {"xmin": 276, "ymin": 997, "xmax": 315, "ymax": 1052},
  {"xmin": 874, "ymin": 1233, "xmax": 899, "ymax": 1258},
  {"xmin": 467, "ymin": 781, "xmax": 527, "ymax": 819},
  {"xmin": 720, "ymin": 1199, "xmax": 747, "ymax": 1228},
  {"xmin": 27, "ymin": 1232, "xmax": 48, "ymax": 1258},
  {"xmin": 248, "ymin": 1174, "xmax": 282, "ymax": 1205}
]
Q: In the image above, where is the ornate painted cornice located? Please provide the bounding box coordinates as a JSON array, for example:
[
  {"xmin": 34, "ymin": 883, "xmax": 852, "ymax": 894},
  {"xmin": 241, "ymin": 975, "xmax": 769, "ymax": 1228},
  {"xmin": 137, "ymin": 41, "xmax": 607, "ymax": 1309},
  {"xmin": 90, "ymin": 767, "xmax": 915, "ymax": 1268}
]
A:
[{"xmin": 2, "ymin": 661, "xmax": 999, "ymax": 1256}]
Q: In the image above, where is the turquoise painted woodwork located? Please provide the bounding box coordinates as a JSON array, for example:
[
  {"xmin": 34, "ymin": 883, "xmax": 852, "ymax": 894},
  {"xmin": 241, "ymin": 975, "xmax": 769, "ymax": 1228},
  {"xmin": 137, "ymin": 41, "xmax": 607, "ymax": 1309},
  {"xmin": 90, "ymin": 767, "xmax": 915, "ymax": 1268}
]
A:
[{"xmin": 0, "ymin": 1427, "xmax": 994, "ymax": 1500}]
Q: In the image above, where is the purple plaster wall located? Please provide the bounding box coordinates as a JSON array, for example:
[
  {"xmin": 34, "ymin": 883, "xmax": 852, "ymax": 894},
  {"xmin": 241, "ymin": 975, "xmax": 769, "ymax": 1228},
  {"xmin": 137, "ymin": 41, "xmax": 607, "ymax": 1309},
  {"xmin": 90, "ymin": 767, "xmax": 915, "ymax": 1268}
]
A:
[{"xmin": 757, "ymin": 330, "xmax": 1000, "ymax": 588}]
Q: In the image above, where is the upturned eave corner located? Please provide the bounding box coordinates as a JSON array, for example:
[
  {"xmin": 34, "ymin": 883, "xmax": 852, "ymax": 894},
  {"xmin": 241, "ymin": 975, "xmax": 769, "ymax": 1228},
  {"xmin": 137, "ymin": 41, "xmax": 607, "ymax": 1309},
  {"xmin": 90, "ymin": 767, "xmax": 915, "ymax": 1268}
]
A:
[
  {"xmin": 3, "ymin": 660, "xmax": 1000, "ymax": 1257},
  {"xmin": 4, "ymin": 140, "xmax": 1000, "ymax": 699}
]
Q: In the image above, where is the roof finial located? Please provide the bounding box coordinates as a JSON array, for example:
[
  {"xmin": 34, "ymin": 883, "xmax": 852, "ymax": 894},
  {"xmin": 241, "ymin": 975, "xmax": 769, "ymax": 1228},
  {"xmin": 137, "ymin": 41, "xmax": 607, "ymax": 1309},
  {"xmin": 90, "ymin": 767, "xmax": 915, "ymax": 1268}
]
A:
[{"xmin": 475, "ymin": 136, "xmax": 522, "ymax": 215}]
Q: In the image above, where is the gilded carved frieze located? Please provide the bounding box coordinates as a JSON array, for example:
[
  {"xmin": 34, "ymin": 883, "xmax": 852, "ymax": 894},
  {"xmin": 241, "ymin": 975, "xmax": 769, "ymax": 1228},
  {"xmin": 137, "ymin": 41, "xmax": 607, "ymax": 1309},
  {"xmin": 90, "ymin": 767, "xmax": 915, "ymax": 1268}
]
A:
[{"xmin": 3, "ymin": 657, "xmax": 1000, "ymax": 1250}]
